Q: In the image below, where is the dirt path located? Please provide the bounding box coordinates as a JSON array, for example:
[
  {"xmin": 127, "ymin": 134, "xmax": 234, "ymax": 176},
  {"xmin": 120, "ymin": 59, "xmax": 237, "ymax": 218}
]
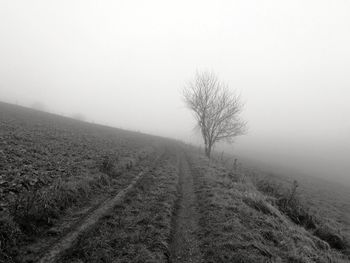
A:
[
  {"xmin": 169, "ymin": 152, "xmax": 202, "ymax": 263},
  {"xmin": 33, "ymin": 152, "xmax": 165, "ymax": 263}
]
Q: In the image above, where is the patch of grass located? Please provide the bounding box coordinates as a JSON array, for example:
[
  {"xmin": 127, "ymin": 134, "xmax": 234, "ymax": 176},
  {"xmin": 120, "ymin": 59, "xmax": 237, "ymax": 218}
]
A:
[
  {"xmin": 10, "ymin": 173, "xmax": 111, "ymax": 235},
  {"xmin": 99, "ymin": 150, "xmax": 149, "ymax": 177},
  {"xmin": 314, "ymin": 225, "xmax": 349, "ymax": 251},
  {"xmin": 61, "ymin": 155, "xmax": 179, "ymax": 263},
  {"xmin": 255, "ymin": 177, "xmax": 350, "ymax": 254},
  {"xmin": 0, "ymin": 102, "xmax": 162, "ymax": 262},
  {"xmin": 242, "ymin": 196, "xmax": 274, "ymax": 216},
  {"xmin": 0, "ymin": 173, "xmax": 113, "ymax": 262},
  {"xmin": 99, "ymin": 154, "xmax": 118, "ymax": 174},
  {"xmin": 189, "ymin": 154, "xmax": 349, "ymax": 262}
]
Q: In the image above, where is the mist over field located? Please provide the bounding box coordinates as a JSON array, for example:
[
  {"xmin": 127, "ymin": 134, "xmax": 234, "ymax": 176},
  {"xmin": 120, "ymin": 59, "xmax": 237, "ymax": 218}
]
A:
[{"xmin": 1, "ymin": 0, "xmax": 349, "ymax": 184}]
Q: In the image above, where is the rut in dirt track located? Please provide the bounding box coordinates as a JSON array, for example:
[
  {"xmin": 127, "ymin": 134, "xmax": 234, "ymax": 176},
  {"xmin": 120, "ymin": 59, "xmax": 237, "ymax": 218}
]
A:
[
  {"xmin": 36, "ymin": 152, "xmax": 166, "ymax": 263},
  {"xmin": 169, "ymin": 153, "xmax": 202, "ymax": 263}
]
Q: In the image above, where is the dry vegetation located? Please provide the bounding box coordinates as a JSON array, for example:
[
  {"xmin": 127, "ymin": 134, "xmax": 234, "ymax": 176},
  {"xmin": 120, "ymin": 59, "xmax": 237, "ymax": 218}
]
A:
[
  {"xmin": 61, "ymin": 151, "xmax": 179, "ymax": 262},
  {"xmin": 189, "ymin": 153, "xmax": 350, "ymax": 262},
  {"xmin": 1, "ymin": 102, "xmax": 349, "ymax": 263},
  {"xmin": 0, "ymin": 102, "xmax": 161, "ymax": 262}
]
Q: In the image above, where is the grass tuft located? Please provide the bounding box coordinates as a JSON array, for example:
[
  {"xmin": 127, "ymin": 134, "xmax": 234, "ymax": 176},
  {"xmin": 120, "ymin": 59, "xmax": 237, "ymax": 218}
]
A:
[
  {"xmin": 99, "ymin": 154, "xmax": 137, "ymax": 177},
  {"xmin": 0, "ymin": 172, "xmax": 113, "ymax": 262},
  {"xmin": 242, "ymin": 196, "xmax": 273, "ymax": 215},
  {"xmin": 314, "ymin": 225, "xmax": 349, "ymax": 250},
  {"xmin": 9, "ymin": 177, "xmax": 100, "ymax": 234},
  {"xmin": 255, "ymin": 177, "xmax": 350, "ymax": 253}
]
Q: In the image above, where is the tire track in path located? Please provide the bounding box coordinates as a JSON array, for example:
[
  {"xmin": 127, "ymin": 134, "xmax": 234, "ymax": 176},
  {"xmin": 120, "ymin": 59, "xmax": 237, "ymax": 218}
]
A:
[
  {"xmin": 169, "ymin": 151, "xmax": 202, "ymax": 263},
  {"xmin": 37, "ymin": 152, "xmax": 165, "ymax": 263}
]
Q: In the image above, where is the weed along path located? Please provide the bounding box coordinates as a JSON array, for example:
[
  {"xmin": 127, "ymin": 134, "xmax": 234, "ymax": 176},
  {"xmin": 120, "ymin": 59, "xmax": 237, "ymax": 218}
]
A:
[
  {"xmin": 169, "ymin": 153, "xmax": 202, "ymax": 263},
  {"xmin": 34, "ymin": 152, "xmax": 166, "ymax": 263}
]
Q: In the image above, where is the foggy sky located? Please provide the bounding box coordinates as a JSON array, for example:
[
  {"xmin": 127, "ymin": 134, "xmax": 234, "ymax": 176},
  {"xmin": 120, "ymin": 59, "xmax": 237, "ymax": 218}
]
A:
[{"xmin": 1, "ymin": 1, "xmax": 349, "ymax": 183}]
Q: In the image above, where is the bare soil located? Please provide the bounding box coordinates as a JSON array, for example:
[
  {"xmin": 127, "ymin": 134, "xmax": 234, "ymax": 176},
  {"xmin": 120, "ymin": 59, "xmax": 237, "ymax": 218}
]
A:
[{"xmin": 169, "ymin": 153, "xmax": 202, "ymax": 263}]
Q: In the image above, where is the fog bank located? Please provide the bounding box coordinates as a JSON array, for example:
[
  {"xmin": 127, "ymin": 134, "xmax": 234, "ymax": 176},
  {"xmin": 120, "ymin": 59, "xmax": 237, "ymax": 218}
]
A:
[{"xmin": 1, "ymin": 0, "xmax": 349, "ymax": 184}]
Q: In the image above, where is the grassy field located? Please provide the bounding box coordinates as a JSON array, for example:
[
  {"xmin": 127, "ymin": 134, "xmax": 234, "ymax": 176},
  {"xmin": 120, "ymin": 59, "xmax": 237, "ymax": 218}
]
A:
[
  {"xmin": 61, "ymin": 150, "xmax": 179, "ymax": 262},
  {"xmin": 1, "ymin": 101, "xmax": 349, "ymax": 262},
  {"xmin": 187, "ymin": 154, "xmax": 349, "ymax": 262},
  {"xmin": 241, "ymin": 163, "xmax": 350, "ymax": 251},
  {"xmin": 293, "ymin": 175, "xmax": 350, "ymax": 243},
  {"xmin": 0, "ymin": 102, "xmax": 167, "ymax": 262}
]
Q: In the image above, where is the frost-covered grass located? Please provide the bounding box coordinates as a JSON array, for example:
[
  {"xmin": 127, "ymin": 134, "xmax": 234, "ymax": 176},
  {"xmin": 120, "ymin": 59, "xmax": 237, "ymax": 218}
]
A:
[
  {"xmin": 188, "ymin": 154, "xmax": 349, "ymax": 262},
  {"xmin": 61, "ymin": 153, "xmax": 179, "ymax": 263},
  {"xmin": 0, "ymin": 102, "xmax": 159, "ymax": 262}
]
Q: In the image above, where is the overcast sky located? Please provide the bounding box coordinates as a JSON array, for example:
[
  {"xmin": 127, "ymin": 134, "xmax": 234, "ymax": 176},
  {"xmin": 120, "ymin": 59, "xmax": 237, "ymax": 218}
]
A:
[{"xmin": 1, "ymin": 0, "xmax": 349, "ymax": 183}]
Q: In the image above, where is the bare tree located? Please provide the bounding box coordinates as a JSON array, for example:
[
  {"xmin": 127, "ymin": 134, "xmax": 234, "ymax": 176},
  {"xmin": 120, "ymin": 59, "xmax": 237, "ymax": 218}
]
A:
[{"xmin": 183, "ymin": 71, "xmax": 247, "ymax": 158}]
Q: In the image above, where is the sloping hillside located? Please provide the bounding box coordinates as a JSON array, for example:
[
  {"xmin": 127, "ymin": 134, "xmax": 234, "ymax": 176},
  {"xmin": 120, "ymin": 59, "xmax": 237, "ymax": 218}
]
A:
[
  {"xmin": 189, "ymin": 155, "xmax": 349, "ymax": 262},
  {"xmin": 0, "ymin": 102, "xmax": 168, "ymax": 262},
  {"xmin": 0, "ymin": 102, "xmax": 349, "ymax": 262}
]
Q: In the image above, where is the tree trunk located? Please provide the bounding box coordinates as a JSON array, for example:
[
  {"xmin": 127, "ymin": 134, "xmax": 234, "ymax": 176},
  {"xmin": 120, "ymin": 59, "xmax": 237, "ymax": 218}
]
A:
[{"xmin": 205, "ymin": 144, "xmax": 212, "ymax": 158}]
